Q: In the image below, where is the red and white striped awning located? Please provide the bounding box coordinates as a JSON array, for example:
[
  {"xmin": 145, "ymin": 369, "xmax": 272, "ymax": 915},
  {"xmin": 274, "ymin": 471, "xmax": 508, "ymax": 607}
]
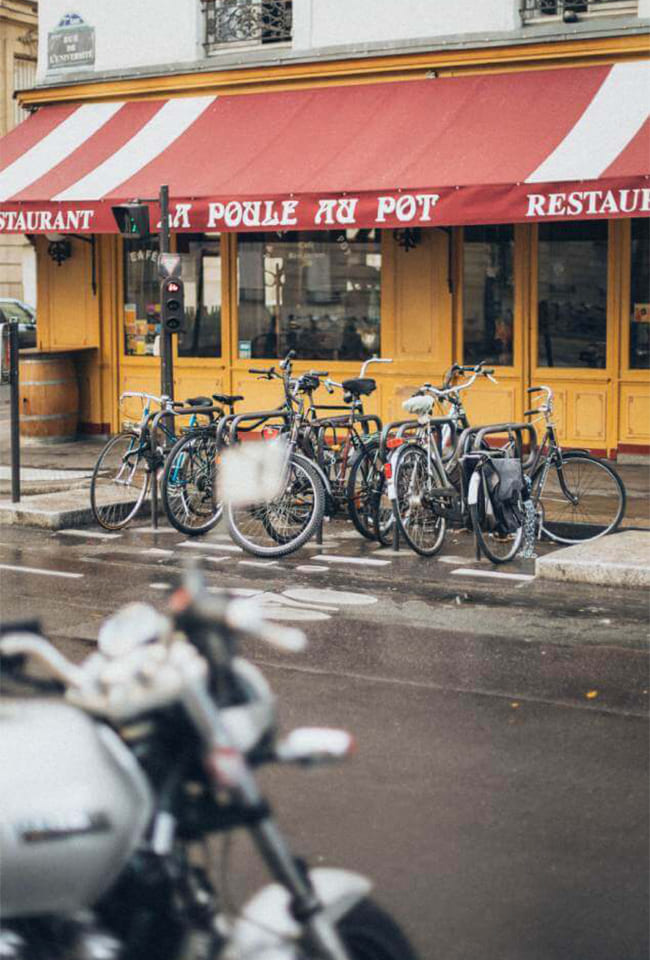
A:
[{"xmin": 0, "ymin": 61, "xmax": 648, "ymax": 234}]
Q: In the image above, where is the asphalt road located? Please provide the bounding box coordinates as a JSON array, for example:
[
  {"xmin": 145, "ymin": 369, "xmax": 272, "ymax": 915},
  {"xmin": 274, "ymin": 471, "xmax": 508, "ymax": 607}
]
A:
[{"xmin": 0, "ymin": 519, "xmax": 647, "ymax": 960}]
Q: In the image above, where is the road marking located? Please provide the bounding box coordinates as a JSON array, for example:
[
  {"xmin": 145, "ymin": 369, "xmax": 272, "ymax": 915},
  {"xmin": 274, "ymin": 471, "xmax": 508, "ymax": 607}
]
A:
[
  {"xmin": 262, "ymin": 593, "xmax": 337, "ymax": 612},
  {"xmin": 304, "ymin": 541, "xmax": 340, "ymax": 549},
  {"xmin": 451, "ymin": 568, "xmax": 534, "ymax": 582},
  {"xmin": 0, "ymin": 563, "xmax": 83, "ymax": 579},
  {"xmin": 179, "ymin": 541, "xmax": 243, "ymax": 553},
  {"xmin": 57, "ymin": 529, "xmax": 121, "ymax": 540},
  {"xmin": 239, "ymin": 560, "xmax": 279, "ymax": 569},
  {"xmin": 317, "ymin": 555, "xmax": 390, "ymax": 567},
  {"xmin": 283, "ymin": 588, "xmax": 378, "ymax": 606},
  {"xmin": 261, "ymin": 607, "xmax": 331, "ymax": 622},
  {"xmin": 141, "ymin": 548, "xmax": 174, "ymax": 557},
  {"xmin": 295, "ymin": 565, "xmax": 331, "ymax": 573},
  {"xmin": 132, "ymin": 527, "xmax": 181, "ymax": 535},
  {"xmin": 150, "ymin": 582, "xmax": 171, "ymax": 590},
  {"xmin": 203, "ymin": 556, "xmax": 230, "ymax": 564},
  {"xmin": 437, "ymin": 556, "xmax": 477, "ymax": 564}
]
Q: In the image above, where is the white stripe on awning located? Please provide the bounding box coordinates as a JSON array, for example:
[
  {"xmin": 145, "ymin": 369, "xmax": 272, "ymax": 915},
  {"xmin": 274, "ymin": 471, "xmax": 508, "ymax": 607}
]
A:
[
  {"xmin": 0, "ymin": 102, "xmax": 124, "ymax": 202},
  {"xmin": 527, "ymin": 60, "xmax": 650, "ymax": 183},
  {"xmin": 55, "ymin": 96, "xmax": 216, "ymax": 201}
]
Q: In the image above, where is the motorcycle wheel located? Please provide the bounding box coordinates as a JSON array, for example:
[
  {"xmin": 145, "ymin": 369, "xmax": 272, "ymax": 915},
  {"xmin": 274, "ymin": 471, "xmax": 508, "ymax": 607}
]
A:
[{"xmin": 336, "ymin": 897, "xmax": 419, "ymax": 960}]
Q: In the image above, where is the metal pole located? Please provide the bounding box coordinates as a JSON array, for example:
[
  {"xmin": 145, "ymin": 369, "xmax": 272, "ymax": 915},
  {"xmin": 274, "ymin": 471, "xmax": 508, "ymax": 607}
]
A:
[
  {"xmin": 159, "ymin": 184, "xmax": 173, "ymax": 401},
  {"xmin": 9, "ymin": 322, "xmax": 20, "ymax": 503}
]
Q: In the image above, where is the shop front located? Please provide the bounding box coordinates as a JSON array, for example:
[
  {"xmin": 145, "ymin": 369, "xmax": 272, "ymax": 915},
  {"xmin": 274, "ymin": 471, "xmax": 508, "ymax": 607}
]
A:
[{"xmin": 1, "ymin": 60, "xmax": 648, "ymax": 454}]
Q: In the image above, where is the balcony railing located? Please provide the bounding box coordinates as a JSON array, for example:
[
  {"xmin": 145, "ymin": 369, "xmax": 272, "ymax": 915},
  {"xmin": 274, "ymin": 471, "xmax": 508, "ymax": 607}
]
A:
[
  {"xmin": 203, "ymin": 0, "xmax": 292, "ymax": 54},
  {"xmin": 521, "ymin": 0, "xmax": 637, "ymax": 21}
]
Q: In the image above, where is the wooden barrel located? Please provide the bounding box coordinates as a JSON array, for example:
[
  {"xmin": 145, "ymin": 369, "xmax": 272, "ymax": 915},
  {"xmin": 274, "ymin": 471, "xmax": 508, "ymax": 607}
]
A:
[{"xmin": 19, "ymin": 354, "xmax": 79, "ymax": 443}]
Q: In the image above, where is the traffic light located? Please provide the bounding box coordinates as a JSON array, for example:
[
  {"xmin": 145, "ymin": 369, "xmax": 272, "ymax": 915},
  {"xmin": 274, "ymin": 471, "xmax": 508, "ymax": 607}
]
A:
[
  {"xmin": 111, "ymin": 203, "xmax": 150, "ymax": 239},
  {"xmin": 161, "ymin": 277, "xmax": 185, "ymax": 333}
]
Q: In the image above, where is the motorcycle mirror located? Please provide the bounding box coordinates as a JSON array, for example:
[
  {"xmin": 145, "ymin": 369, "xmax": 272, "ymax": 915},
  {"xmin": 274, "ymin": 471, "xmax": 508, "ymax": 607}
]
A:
[
  {"xmin": 276, "ymin": 727, "xmax": 355, "ymax": 764},
  {"xmin": 98, "ymin": 603, "xmax": 170, "ymax": 659}
]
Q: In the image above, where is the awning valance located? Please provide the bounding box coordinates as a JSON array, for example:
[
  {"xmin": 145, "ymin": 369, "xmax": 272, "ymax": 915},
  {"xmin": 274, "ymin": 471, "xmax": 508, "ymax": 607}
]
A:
[{"xmin": 0, "ymin": 61, "xmax": 648, "ymax": 234}]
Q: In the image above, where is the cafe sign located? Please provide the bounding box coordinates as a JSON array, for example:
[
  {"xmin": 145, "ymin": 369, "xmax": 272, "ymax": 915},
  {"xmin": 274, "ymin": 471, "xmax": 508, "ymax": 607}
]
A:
[{"xmin": 48, "ymin": 13, "xmax": 95, "ymax": 70}]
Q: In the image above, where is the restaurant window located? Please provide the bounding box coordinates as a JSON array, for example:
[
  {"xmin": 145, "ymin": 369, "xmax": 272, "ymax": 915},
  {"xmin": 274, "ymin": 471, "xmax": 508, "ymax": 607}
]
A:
[
  {"xmin": 236, "ymin": 230, "xmax": 381, "ymax": 361},
  {"xmin": 176, "ymin": 234, "xmax": 222, "ymax": 358},
  {"xmin": 537, "ymin": 221, "xmax": 608, "ymax": 369},
  {"xmin": 629, "ymin": 218, "xmax": 650, "ymax": 370},
  {"xmin": 463, "ymin": 225, "xmax": 514, "ymax": 366},
  {"xmin": 123, "ymin": 238, "xmax": 160, "ymax": 357}
]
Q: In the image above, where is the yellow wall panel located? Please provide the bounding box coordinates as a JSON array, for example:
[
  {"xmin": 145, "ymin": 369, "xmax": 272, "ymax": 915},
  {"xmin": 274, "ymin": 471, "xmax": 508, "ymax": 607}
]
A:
[
  {"xmin": 573, "ymin": 389, "xmax": 607, "ymax": 443},
  {"xmin": 619, "ymin": 385, "xmax": 650, "ymax": 443}
]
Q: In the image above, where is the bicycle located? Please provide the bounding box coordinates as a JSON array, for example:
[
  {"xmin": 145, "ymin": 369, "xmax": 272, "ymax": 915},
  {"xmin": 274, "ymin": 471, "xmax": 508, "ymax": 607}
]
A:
[
  {"xmin": 160, "ymin": 392, "xmax": 244, "ymax": 536},
  {"xmin": 90, "ymin": 392, "xmax": 219, "ymax": 531},
  {"xmin": 224, "ymin": 354, "xmax": 328, "ymax": 557},
  {"xmin": 381, "ymin": 377, "xmax": 534, "ymax": 563},
  {"xmin": 524, "ymin": 385, "xmax": 626, "ymax": 543}
]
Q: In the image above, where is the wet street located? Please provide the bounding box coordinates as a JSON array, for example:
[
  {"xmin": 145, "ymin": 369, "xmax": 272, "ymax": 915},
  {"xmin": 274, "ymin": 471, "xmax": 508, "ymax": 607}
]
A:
[{"xmin": 0, "ymin": 519, "xmax": 648, "ymax": 960}]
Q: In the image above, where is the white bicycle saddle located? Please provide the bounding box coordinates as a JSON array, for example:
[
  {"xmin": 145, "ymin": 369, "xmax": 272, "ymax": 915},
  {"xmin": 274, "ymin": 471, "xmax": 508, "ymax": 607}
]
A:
[{"xmin": 403, "ymin": 395, "xmax": 434, "ymax": 416}]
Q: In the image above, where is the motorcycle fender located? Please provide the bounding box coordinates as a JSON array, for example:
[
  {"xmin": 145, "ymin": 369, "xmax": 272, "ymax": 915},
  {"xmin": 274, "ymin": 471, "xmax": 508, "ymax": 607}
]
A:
[
  {"xmin": 291, "ymin": 451, "xmax": 334, "ymax": 502},
  {"xmin": 227, "ymin": 868, "xmax": 372, "ymax": 958}
]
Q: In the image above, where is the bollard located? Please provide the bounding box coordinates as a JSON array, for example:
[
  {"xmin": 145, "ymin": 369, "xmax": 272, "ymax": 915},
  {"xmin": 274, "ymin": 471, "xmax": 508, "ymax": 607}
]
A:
[{"xmin": 8, "ymin": 323, "xmax": 20, "ymax": 503}]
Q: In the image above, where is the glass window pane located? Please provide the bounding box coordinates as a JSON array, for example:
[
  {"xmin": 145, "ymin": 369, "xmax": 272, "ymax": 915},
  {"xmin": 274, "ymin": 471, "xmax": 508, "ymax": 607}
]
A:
[
  {"xmin": 176, "ymin": 234, "xmax": 222, "ymax": 358},
  {"xmin": 123, "ymin": 238, "xmax": 160, "ymax": 357},
  {"xmin": 463, "ymin": 225, "xmax": 514, "ymax": 366},
  {"xmin": 537, "ymin": 221, "xmax": 608, "ymax": 369},
  {"xmin": 236, "ymin": 230, "xmax": 381, "ymax": 360},
  {"xmin": 629, "ymin": 218, "xmax": 650, "ymax": 370}
]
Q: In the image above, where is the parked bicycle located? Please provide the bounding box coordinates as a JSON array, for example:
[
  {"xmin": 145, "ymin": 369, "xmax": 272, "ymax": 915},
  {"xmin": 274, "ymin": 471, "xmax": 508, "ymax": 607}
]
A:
[
  {"xmin": 524, "ymin": 385, "xmax": 626, "ymax": 542},
  {"xmin": 90, "ymin": 392, "xmax": 220, "ymax": 531}
]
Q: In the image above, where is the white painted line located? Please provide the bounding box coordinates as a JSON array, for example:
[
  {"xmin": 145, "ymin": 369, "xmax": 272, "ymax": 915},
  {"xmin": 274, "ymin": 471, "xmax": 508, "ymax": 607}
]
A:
[
  {"xmin": 203, "ymin": 556, "xmax": 231, "ymax": 564},
  {"xmin": 150, "ymin": 582, "xmax": 171, "ymax": 590},
  {"xmin": 180, "ymin": 541, "xmax": 243, "ymax": 553},
  {"xmin": 261, "ymin": 593, "xmax": 337, "ymax": 612},
  {"xmin": 295, "ymin": 565, "xmax": 331, "ymax": 573},
  {"xmin": 0, "ymin": 563, "xmax": 83, "ymax": 579},
  {"xmin": 437, "ymin": 556, "xmax": 476, "ymax": 564},
  {"xmin": 283, "ymin": 588, "xmax": 378, "ymax": 606},
  {"xmin": 239, "ymin": 560, "xmax": 279, "ymax": 569},
  {"xmin": 304, "ymin": 541, "xmax": 340, "ymax": 549},
  {"xmin": 58, "ymin": 529, "xmax": 121, "ymax": 540},
  {"xmin": 133, "ymin": 527, "xmax": 181, "ymax": 535},
  {"xmin": 141, "ymin": 548, "xmax": 174, "ymax": 557},
  {"xmin": 451, "ymin": 568, "xmax": 534, "ymax": 582},
  {"xmin": 261, "ymin": 608, "xmax": 331, "ymax": 623},
  {"xmin": 317, "ymin": 554, "xmax": 391, "ymax": 567}
]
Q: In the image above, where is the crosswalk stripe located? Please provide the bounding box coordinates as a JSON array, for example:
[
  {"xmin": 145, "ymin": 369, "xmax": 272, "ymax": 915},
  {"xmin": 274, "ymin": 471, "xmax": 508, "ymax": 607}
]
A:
[{"xmin": 0, "ymin": 563, "xmax": 83, "ymax": 579}]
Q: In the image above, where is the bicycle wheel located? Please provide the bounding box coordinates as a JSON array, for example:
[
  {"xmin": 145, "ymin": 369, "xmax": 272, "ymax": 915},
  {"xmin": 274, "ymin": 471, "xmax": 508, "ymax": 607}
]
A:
[
  {"xmin": 226, "ymin": 455, "xmax": 325, "ymax": 558},
  {"xmin": 371, "ymin": 470, "xmax": 395, "ymax": 547},
  {"xmin": 90, "ymin": 431, "xmax": 149, "ymax": 530},
  {"xmin": 391, "ymin": 444, "xmax": 447, "ymax": 557},
  {"xmin": 161, "ymin": 431, "xmax": 221, "ymax": 536},
  {"xmin": 346, "ymin": 439, "xmax": 383, "ymax": 541},
  {"xmin": 468, "ymin": 464, "xmax": 523, "ymax": 564},
  {"xmin": 532, "ymin": 453, "xmax": 626, "ymax": 543}
]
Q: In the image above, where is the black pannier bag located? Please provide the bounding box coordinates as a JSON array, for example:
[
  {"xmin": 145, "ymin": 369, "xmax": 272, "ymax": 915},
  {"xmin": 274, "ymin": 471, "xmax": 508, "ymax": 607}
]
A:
[{"xmin": 482, "ymin": 458, "xmax": 525, "ymax": 535}]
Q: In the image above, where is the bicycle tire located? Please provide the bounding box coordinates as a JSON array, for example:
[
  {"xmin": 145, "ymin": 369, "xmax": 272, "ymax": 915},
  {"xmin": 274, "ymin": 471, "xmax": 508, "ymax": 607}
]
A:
[
  {"xmin": 346, "ymin": 439, "xmax": 383, "ymax": 541},
  {"xmin": 531, "ymin": 452, "xmax": 626, "ymax": 543},
  {"xmin": 468, "ymin": 463, "xmax": 523, "ymax": 564},
  {"xmin": 371, "ymin": 469, "xmax": 395, "ymax": 547},
  {"xmin": 391, "ymin": 444, "xmax": 447, "ymax": 557},
  {"xmin": 226, "ymin": 455, "xmax": 325, "ymax": 558},
  {"xmin": 161, "ymin": 431, "xmax": 222, "ymax": 536},
  {"xmin": 90, "ymin": 431, "xmax": 149, "ymax": 530}
]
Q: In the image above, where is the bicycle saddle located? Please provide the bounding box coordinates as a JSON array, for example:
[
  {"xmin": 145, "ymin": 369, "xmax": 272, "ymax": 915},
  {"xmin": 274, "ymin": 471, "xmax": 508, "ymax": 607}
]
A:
[
  {"xmin": 185, "ymin": 395, "xmax": 213, "ymax": 407},
  {"xmin": 342, "ymin": 377, "xmax": 376, "ymax": 396},
  {"xmin": 403, "ymin": 395, "xmax": 433, "ymax": 416},
  {"xmin": 213, "ymin": 393, "xmax": 244, "ymax": 405}
]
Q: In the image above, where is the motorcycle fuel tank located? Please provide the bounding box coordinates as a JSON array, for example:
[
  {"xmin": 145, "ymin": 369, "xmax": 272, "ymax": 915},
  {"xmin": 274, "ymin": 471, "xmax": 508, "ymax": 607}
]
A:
[{"xmin": 0, "ymin": 700, "xmax": 153, "ymax": 918}]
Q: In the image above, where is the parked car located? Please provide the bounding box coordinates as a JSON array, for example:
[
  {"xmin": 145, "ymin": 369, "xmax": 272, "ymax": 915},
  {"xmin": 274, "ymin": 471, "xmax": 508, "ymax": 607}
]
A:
[{"xmin": 0, "ymin": 299, "xmax": 37, "ymax": 348}]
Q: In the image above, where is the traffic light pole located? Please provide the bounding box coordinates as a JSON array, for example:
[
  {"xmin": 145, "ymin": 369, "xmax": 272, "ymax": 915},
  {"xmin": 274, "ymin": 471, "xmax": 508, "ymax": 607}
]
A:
[{"xmin": 159, "ymin": 184, "xmax": 174, "ymax": 401}]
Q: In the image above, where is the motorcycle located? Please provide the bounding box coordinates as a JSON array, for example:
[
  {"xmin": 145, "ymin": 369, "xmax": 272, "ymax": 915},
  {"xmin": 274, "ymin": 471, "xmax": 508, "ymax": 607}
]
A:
[{"xmin": 0, "ymin": 566, "xmax": 418, "ymax": 960}]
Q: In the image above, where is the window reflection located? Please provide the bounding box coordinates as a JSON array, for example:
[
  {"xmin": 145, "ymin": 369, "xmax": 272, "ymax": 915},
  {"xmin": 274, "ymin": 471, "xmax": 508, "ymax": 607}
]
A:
[
  {"xmin": 463, "ymin": 225, "xmax": 514, "ymax": 366},
  {"xmin": 629, "ymin": 218, "xmax": 650, "ymax": 370},
  {"xmin": 537, "ymin": 221, "xmax": 608, "ymax": 369},
  {"xmin": 237, "ymin": 230, "xmax": 381, "ymax": 360},
  {"xmin": 176, "ymin": 234, "xmax": 222, "ymax": 358},
  {"xmin": 123, "ymin": 238, "xmax": 160, "ymax": 357}
]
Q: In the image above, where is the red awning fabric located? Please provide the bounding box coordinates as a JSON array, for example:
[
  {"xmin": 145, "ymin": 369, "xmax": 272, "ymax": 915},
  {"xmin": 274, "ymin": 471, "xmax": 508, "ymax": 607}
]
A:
[{"xmin": 0, "ymin": 61, "xmax": 648, "ymax": 234}]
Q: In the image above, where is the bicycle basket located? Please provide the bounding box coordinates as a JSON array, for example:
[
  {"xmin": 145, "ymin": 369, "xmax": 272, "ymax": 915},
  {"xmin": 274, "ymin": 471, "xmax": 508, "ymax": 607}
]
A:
[{"xmin": 482, "ymin": 458, "xmax": 525, "ymax": 535}]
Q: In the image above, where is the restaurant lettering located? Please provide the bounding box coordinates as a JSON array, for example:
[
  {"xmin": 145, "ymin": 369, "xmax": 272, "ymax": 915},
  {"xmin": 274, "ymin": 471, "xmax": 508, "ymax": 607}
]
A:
[
  {"xmin": 0, "ymin": 209, "xmax": 95, "ymax": 232},
  {"xmin": 526, "ymin": 188, "xmax": 650, "ymax": 218}
]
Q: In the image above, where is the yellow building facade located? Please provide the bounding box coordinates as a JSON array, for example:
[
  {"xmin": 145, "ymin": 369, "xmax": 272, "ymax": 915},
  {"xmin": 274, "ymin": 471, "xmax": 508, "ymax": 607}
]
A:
[{"xmin": 23, "ymin": 33, "xmax": 650, "ymax": 456}]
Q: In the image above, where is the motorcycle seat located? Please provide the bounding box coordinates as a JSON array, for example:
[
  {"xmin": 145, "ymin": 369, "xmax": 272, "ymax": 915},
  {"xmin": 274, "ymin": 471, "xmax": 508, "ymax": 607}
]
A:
[{"xmin": 342, "ymin": 378, "xmax": 376, "ymax": 397}]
